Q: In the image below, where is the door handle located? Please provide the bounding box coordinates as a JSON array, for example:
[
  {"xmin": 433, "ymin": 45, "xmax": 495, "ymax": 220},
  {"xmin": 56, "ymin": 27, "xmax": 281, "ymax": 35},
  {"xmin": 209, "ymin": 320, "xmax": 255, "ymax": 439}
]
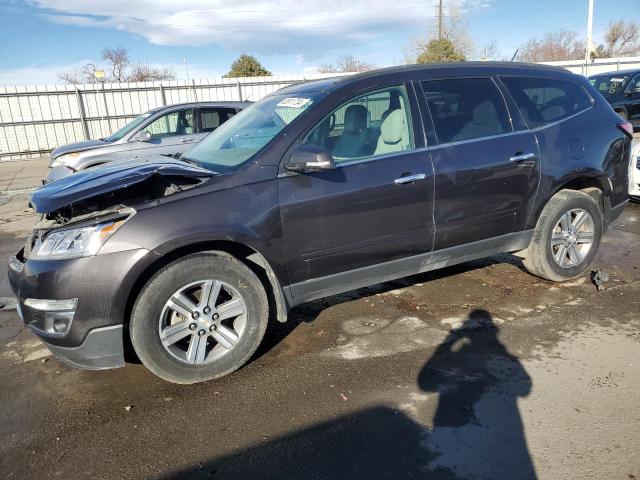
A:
[
  {"xmin": 509, "ymin": 152, "xmax": 537, "ymax": 168},
  {"xmin": 394, "ymin": 173, "xmax": 426, "ymax": 185},
  {"xmin": 180, "ymin": 138, "xmax": 195, "ymax": 143}
]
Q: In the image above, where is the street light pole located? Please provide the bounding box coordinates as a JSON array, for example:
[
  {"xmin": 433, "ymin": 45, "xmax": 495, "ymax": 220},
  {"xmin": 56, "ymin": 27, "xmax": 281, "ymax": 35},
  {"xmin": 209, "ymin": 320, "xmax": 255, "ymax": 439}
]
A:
[{"xmin": 585, "ymin": 0, "xmax": 594, "ymax": 76}]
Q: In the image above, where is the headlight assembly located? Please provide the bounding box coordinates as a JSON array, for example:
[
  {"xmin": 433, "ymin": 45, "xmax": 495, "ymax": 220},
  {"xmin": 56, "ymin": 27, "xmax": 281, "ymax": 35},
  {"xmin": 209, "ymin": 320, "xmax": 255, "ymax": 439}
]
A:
[
  {"xmin": 30, "ymin": 218, "xmax": 128, "ymax": 260},
  {"xmin": 51, "ymin": 152, "xmax": 80, "ymax": 168}
]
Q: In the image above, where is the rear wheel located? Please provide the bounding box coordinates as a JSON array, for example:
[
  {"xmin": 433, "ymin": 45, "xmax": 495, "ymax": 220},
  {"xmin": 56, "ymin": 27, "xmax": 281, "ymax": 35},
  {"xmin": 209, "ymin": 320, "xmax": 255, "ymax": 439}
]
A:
[
  {"xmin": 524, "ymin": 190, "xmax": 603, "ymax": 282},
  {"xmin": 130, "ymin": 252, "xmax": 268, "ymax": 384}
]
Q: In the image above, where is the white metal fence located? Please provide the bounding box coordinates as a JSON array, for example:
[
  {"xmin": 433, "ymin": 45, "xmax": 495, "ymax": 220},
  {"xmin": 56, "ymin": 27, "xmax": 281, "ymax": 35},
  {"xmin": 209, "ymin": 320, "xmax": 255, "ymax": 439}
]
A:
[
  {"xmin": 2, "ymin": 58, "xmax": 639, "ymax": 161},
  {"xmin": 543, "ymin": 56, "xmax": 640, "ymax": 76},
  {"xmin": 0, "ymin": 73, "xmax": 341, "ymax": 161}
]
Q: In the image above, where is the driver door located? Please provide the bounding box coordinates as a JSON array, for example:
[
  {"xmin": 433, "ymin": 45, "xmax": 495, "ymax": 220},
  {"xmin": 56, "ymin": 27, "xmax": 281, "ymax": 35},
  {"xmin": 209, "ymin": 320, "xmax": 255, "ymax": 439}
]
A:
[{"xmin": 278, "ymin": 84, "xmax": 435, "ymax": 300}]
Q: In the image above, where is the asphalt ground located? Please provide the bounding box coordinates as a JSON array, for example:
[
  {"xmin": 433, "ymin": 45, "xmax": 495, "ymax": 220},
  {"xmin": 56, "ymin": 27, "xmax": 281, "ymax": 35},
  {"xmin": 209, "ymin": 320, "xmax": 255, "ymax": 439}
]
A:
[{"xmin": 0, "ymin": 184, "xmax": 638, "ymax": 480}]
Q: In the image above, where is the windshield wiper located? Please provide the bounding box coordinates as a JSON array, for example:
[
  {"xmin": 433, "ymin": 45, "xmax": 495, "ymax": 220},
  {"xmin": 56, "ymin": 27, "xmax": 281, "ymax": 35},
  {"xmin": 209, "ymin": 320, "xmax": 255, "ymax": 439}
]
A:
[{"xmin": 178, "ymin": 155, "xmax": 201, "ymax": 167}]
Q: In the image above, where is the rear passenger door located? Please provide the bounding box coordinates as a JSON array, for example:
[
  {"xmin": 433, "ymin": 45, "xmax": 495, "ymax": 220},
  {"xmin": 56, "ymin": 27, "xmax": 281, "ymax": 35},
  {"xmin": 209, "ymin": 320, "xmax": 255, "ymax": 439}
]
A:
[{"xmin": 419, "ymin": 77, "xmax": 540, "ymax": 252}]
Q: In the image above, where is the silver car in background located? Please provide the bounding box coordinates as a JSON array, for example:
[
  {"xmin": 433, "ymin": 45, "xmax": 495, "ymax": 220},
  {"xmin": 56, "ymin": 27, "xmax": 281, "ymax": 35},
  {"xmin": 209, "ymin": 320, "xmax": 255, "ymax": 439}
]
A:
[{"xmin": 47, "ymin": 101, "xmax": 250, "ymax": 182}]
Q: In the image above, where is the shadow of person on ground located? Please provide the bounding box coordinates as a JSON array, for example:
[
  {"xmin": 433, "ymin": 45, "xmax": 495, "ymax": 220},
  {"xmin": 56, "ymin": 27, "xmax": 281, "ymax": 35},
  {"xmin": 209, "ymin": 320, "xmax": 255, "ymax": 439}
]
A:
[
  {"xmin": 418, "ymin": 309, "xmax": 536, "ymax": 479},
  {"xmin": 155, "ymin": 309, "xmax": 535, "ymax": 480}
]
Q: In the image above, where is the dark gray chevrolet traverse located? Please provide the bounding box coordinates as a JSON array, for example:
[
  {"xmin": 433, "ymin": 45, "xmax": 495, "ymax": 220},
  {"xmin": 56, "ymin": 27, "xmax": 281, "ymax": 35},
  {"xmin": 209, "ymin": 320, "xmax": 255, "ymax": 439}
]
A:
[{"xmin": 9, "ymin": 63, "xmax": 631, "ymax": 384}]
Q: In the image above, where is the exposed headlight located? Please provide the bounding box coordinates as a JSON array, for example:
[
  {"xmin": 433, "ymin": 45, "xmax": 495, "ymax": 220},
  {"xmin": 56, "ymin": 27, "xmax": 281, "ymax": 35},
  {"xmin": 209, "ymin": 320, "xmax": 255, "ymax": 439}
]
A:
[
  {"xmin": 30, "ymin": 219, "xmax": 128, "ymax": 260},
  {"xmin": 51, "ymin": 152, "xmax": 80, "ymax": 168}
]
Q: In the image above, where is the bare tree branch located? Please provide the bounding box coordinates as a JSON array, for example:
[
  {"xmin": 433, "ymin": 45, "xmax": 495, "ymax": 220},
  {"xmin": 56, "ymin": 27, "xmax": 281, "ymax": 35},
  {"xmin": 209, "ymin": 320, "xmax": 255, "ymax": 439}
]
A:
[
  {"xmin": 519, "ymin": 29, "xmax": 585, "ymax": 62},
  {"xmin": 318, "ymin": 55, "xmax": 375, "ymax": 73},
  {"xmin": 127, "ymin": 64, "xmax": 176, "ymax": 82},
  {"xmin": 58, "ymin": 47, "xmax": 176, "ymax": 84},
  {"xmin": 102, "ymin": 47, "xmax": 129, "ymax": 82},
  {"xmin": 605, "ymin": 20, "xmax": 640, "ymax": 57}
]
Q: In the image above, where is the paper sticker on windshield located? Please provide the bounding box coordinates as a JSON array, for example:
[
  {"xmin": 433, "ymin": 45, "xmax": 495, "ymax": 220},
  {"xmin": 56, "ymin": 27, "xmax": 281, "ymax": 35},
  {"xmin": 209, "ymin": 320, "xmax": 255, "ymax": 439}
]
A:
[
  {"xmin": 610, "ymin": 78, "xmax": 625, "ymax": 83},
  {"xmin": 277, "ymin": 98, "xmax": 311, "ymax": 108}
]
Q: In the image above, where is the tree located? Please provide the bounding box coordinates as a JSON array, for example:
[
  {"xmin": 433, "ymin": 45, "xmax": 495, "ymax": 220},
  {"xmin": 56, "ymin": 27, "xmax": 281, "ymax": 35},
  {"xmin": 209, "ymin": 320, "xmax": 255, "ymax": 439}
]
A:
[
  {"xmin": 224, "ymin": 54, "xmax": 271, "ymax": 78},
  {"xmin": 102, "ymin": 47, "xmax": 129, "ymax": 82},
  {"xmin": 416, "ymin": 38, "xmax": 465, "ymax": 63},
  {"xmin": 404, "ymin": 1, "xmax": 474, "ymax": 64},
  {"xmin": 519, "ymin": 29, "xmax": 584, "ymax": 62},
  {"xmin": 604, "ymin": 20, "xmax": 640, "ymax": 57},
  {"xmin": 58, "ymin": 46, "xmax": 176, "ymax": 84},
  {"xmin": 127, "ymin": 64, "xmax": 175, "ymax": 82},
  {"xmin": 480, "ymin": 40, "xmax": 500, "ymax": 61},
  {"xmin": 57, "ymin": 64, "xmax": 100, "ymax": 84},
  {"xmin": 318, "ymin": 55, "xmax": 375, "ymax": 73}
]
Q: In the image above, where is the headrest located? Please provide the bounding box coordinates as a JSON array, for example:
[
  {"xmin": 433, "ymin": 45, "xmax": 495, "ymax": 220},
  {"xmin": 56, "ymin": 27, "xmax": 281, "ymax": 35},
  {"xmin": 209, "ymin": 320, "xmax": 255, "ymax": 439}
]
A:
[
  {"xmin": 380, "ymin": 109, "xmax": 405, "ymax": 144},
  {"xmin": 343, "ymin": 104, "xmax": 368, "ymax": 133},
  {"xmin": 472, "ymin": 100, "xmax": 499, "ymax": 125}
]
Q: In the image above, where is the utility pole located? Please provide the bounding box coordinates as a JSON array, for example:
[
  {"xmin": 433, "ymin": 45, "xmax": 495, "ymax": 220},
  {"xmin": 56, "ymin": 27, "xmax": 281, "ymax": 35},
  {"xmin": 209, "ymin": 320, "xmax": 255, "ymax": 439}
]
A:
[
  {"xmin": 438, "ymin": 0, "xmax": 444, "ymax": 40},
  {"xmin": 584, "ymin": 0, "xmax": 594, "ymax": 76}
]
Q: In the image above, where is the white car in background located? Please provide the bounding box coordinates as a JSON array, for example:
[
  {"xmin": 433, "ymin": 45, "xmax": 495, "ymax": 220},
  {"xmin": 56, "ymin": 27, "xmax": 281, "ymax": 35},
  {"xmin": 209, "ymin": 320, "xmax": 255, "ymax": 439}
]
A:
[{"xmin": 631, "ymin": 136, "xmax": 640, "ymax": 200}]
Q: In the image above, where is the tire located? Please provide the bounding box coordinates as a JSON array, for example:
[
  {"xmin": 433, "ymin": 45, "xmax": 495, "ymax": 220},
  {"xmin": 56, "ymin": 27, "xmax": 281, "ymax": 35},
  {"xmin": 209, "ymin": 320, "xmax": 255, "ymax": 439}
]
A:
[
  {"xmin": 130, "ymin": 252, "xmax": 268, "ymax": 384},
  {"xmin": 523, "ymin": 190, "xmax": 603, "ymax": 282}
]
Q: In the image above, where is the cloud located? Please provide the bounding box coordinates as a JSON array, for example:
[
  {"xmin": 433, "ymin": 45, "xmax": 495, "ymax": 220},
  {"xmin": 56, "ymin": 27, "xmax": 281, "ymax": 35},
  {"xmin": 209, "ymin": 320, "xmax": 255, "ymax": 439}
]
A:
[{"xmin": 28, "ymin": 0, "xmax": 493, "ymax": 54}]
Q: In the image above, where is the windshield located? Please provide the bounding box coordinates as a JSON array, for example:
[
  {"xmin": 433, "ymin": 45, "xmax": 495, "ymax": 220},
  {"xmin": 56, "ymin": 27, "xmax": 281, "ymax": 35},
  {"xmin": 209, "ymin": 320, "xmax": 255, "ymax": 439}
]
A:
[
  {"xmin": 589, "ymin": 75, "xmax": 630, "ymax": 95},
  {"xmin": 184, "ymin": 93, "xmax": 320, "ymax": 172},
  {"xmin": 105, "ymin": 113, "xmax": 152, "ymax": 142}
]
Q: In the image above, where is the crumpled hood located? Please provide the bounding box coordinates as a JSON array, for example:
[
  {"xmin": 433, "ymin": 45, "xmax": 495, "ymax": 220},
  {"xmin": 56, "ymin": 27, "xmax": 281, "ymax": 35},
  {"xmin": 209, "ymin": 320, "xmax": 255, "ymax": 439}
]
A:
[
  {"xmin": 31, "ymin": 156, "xmax": 214, "ymax": 214},
  {"xmin": 50, "ymin": 139, "xmax": 109, "ymax": 160}
]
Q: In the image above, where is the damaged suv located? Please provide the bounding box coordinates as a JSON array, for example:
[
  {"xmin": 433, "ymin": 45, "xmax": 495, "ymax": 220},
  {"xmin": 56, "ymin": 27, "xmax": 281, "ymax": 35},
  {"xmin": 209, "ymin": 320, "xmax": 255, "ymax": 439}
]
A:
[{"xmin": 8, "ymin": 63, "xmax": 631, "ymax": 384}]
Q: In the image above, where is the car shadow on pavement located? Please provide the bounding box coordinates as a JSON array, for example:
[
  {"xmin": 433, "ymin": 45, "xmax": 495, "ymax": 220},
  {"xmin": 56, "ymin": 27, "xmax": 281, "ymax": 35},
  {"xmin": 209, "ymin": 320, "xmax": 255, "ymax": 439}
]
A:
[
  {"xmin": 159, "ymin": 309, "xmax": 537, "ymax": 480},
  {"xmin": 255, "ymin": 255, "xmax": 528, "ymax": 360}
]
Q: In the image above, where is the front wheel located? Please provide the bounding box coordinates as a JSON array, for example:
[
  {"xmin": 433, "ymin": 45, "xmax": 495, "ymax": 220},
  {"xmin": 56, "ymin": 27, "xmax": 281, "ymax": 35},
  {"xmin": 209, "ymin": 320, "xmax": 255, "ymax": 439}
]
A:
[
  {"xmin": 524, "ymin": 190, "xmax": 603, "ymax": 282},
  {"xmin": 130, "ymin": 252, "xmax": 268, "ymax": 384}
]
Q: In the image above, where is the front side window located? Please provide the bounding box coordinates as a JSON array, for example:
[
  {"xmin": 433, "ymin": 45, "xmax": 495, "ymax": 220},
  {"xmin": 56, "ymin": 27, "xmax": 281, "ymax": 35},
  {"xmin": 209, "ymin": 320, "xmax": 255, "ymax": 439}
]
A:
[
  {"xmin": 421, "ymin": 78, "xmax": 511, "ymax": 144},
  {"xmin": 304, "ymin": 85, "xmax": 415, "ymax": 163},
  {"xmin": 105, "ymin": 113, "xmax": 151, "ymax": 142},
  {"xmin": 502, "ymin": 77, "xmax": 592, "ymax": 128},
  {"xmin": 184, "ymin": 93, "xmax": 320, "ymax": 173},
  {"xmin": 143, "ymin": 109, "xmax": 194, "ymax": 138}
]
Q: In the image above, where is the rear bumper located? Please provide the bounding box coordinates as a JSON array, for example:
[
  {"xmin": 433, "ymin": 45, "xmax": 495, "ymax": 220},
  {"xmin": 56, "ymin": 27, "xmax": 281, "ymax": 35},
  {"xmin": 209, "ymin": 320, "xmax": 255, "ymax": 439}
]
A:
[{"xmin": 607, "ymin": 199, "xmax": 629, "ymax": 225}]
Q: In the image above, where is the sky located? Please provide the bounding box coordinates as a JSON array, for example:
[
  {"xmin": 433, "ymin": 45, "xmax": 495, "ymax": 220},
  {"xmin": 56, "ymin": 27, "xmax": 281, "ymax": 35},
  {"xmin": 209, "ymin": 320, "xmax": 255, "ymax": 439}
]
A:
[{"xmin": 0, "ymin": 0, "xmax": 638, "ymax": 86}]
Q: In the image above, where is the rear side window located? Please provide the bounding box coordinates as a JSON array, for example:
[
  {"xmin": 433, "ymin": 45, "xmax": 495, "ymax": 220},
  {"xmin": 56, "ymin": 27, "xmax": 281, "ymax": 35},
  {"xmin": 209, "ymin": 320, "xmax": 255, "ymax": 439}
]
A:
[
  {"xmin": 501, "ymin": 77, "xmax": 592, "ymax": 128},
  {"xmin": 198, "ymin": 108, "xmax": 236, "ymax": 133},
  {"xmin": 421, "ymin": 78, "xmax": 511, "ymax": 144}
]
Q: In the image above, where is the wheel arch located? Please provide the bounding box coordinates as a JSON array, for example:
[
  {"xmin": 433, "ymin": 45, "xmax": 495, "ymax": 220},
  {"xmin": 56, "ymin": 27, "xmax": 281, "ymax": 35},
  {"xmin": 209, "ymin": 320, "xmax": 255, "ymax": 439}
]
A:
[
  {"xmin": 123, "ymin": 240, "xmax": 289, "ymax": 334},
  {"xmin": 529, "ymin": 172, "xmax": 611, "ymax": 230}
]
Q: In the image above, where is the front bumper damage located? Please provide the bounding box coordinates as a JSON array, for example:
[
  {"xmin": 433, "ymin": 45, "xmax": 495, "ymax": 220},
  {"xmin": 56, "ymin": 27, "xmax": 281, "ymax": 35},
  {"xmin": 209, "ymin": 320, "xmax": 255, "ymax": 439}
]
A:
[{"xmin": 8, "ymin": 247, "xmax": 155, "ymax": 370}]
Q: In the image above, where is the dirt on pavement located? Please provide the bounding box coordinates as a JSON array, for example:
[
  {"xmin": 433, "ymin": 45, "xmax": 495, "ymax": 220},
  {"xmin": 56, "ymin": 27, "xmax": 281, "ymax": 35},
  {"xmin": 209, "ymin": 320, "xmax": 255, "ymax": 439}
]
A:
[{"xmin": 0, "ymin": 190, "xmax": 638, "ymax": 480}]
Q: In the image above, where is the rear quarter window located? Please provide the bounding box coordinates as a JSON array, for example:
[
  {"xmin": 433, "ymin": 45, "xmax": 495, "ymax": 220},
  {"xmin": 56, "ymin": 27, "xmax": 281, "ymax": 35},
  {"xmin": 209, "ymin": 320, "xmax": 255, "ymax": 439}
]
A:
[{"xmin": 501, "ymin": 77, "xmax": 592, "ymax": 128}]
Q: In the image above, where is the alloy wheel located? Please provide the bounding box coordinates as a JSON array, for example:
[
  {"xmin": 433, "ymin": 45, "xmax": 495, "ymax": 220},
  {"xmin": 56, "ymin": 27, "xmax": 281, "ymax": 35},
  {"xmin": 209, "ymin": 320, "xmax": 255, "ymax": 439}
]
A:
[
  {"xmin": 158, "ymin": 279, "xmax": 247, "ymax": 365},
  {"xmin": 550, "ymin": 208, "xmax": 595, "ymax": 268}
]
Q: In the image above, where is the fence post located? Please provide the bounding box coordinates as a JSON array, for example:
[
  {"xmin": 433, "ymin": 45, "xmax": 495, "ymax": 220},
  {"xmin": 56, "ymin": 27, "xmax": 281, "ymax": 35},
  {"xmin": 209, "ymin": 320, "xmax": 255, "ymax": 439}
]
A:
[
  {"xmin": 101, "ymin": 82, "xmax": 112, "ymax": 134},
  {"xmin": 159, "ymin": 84, "xmax": 167, "ymax": 106},
  {"xmin": 191, "ymin": 79, "xmax": 199, "ymax": 102},
  {"xmin": 75, "ymin": 88, "xmax": 90, "ymax": 140},
  {"xmin": 236, "ymin": 81, "xmax": 243, "ymax": 101}
]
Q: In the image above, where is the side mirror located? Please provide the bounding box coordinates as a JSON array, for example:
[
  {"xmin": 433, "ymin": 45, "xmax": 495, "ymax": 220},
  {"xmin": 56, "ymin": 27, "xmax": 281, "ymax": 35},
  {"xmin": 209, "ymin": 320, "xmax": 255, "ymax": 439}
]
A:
[
  {"xmin": 132, "ymin": 131, "xmax": 152, "ymax": 142},
  {"xmin": 285, "ymin": 144, "xmax": 336, "ymax": 173}
]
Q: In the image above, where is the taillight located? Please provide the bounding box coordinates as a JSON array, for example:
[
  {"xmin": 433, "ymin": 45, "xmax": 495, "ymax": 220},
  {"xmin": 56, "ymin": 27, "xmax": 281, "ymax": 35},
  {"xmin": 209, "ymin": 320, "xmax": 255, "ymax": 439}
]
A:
[{"xmin": 617, "ymin": 121, "xmax": 634, "ymax": 138}]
